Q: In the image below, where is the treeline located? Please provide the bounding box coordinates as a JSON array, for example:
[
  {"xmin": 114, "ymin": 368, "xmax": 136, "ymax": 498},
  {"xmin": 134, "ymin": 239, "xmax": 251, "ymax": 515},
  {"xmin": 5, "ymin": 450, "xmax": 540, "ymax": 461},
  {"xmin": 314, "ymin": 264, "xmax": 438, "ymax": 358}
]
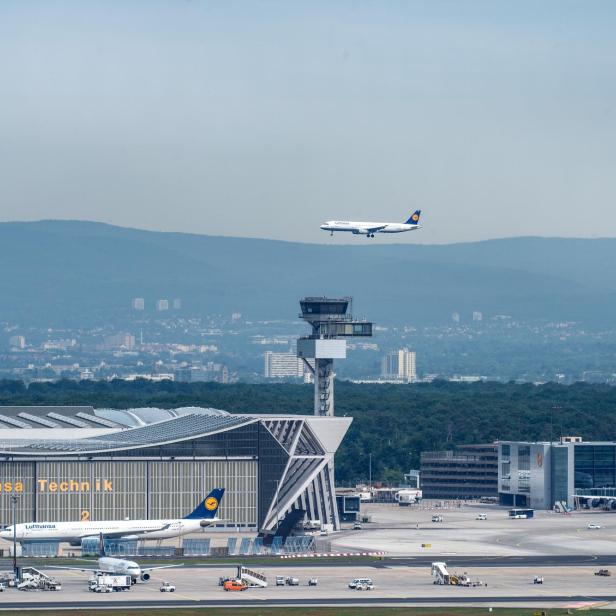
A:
[{"xmin": 2, "ymin": 379, "xmax": 616, "ymax": 484}]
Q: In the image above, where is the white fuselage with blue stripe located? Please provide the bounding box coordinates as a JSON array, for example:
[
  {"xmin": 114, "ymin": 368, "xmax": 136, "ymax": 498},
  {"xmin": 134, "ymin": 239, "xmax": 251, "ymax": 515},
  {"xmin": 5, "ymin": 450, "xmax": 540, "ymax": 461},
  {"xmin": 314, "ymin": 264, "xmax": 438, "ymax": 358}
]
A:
[
  {"xmin": 321, "ymin": 211, "xmax": 421, "ymax": 237},
  {"xmin": 321, "ymin": 221, "xmax": 419, "ymax": 234},
  {"xmin": 0, "ymin": 517, "xmax": 212, "ymax": 543}
]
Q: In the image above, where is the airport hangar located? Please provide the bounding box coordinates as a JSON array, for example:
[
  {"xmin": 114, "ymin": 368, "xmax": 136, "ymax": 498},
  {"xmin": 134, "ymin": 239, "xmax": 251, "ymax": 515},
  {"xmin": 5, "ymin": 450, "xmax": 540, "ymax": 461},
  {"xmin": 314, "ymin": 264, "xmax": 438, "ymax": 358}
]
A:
[{"xmin": 0, "ymin": 406, "xmax": 350, "ymax": 533}]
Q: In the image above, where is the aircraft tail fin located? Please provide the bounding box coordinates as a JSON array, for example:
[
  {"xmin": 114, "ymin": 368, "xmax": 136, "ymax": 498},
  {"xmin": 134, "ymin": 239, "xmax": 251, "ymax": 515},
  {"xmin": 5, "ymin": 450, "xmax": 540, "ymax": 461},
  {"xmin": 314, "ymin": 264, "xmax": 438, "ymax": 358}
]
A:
[
  {"xmin": 184, "ymin": 488, "xmax": 225, "ymax": 520},
  {"xmin": 405, "ymin": 210, "xmax": 421, "ymax": 225}
]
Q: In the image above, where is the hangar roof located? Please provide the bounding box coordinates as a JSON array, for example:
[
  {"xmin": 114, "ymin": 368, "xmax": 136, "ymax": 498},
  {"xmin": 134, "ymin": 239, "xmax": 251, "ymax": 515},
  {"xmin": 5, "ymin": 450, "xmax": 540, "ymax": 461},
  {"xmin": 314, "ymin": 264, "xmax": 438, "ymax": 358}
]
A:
[
  {"xmin": 0, "ymin": 406, "xmax": 351, "ymax": 458},
  {"xmin": 0, "ymin": 410, "xmax": 253, "ymax": 455}
]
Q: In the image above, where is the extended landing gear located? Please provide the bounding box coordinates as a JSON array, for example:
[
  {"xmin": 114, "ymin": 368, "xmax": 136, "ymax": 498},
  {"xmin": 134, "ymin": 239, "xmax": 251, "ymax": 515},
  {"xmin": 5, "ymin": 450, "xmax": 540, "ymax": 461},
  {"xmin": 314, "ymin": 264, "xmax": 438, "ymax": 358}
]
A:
[
  {"xmin": 366, "ymin": 233, "xmax": 375, "ymax": 238},
  {"xmin": 330, "ymin": 231, "xmax": 334, "ymax": 237}
]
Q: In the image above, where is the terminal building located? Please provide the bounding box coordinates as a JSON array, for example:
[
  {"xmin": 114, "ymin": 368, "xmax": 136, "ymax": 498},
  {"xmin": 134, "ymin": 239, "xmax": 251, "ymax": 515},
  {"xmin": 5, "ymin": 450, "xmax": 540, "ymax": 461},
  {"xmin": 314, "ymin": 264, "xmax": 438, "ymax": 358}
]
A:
[
  {"xmin": 498, "ymin": 437, "xmax": 616, "ymax": 509},
  {"xmin": 420, "ymin": 444, "xmax": 498, "ymax": 499},
  {"xmin": 0, "ymin": 406, "xmax": 350, "ymax": 531}
]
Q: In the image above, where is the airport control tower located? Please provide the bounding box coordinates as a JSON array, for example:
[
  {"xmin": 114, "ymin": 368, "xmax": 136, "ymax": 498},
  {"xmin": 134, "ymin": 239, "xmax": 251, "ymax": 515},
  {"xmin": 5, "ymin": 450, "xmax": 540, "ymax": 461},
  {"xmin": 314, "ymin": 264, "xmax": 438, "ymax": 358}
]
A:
[{"xmin": 297, "ymin": 297, "xmax": 373, "ymax": 416}]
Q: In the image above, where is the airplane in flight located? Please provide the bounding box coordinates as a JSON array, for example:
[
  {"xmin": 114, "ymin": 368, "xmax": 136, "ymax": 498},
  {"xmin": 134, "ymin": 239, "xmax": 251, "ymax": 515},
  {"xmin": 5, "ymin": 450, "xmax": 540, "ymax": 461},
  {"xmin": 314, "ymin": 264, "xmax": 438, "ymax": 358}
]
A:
[
  {"xmin": 320, "ymin": 210, "xmax": 422, "ymax": 238},
  {"xmin": 0, "ymin": 488, "xmax": 224, "ymax": 546},
  {"xmin": 53, "ymin": 533, "xmax": 182, "ymax": 583}
]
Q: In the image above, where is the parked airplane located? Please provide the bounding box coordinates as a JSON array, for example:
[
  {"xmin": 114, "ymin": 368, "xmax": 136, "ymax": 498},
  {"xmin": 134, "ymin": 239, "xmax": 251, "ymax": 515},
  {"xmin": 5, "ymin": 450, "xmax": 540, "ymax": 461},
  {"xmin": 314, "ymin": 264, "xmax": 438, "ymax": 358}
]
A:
[
  {"xmin": 320, "ymin": 210, "xmax": 422, "ymax": 238},
  {"xmin": 0, "ymin": 488, "xmax": 224, "ymax": 545},
  {"xmin": 53, "ymin": 533, "xmax": 182, "ymax": 583}
]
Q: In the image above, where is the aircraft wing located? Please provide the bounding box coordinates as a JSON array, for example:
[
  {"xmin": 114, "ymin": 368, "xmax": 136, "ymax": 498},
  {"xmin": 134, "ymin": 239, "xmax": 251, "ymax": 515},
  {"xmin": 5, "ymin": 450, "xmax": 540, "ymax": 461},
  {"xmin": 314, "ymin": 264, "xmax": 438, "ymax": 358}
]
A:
[
  {"xmin": 141, "ymin": 564, "xmax": 184, "ymax": 573},
  {"xmin": 363, "ymin": 225, "xmax": 387, "ymax": 233},
  {"xmin": 46, "ymin": 565, "xmax": 104, "ymax": 573}
]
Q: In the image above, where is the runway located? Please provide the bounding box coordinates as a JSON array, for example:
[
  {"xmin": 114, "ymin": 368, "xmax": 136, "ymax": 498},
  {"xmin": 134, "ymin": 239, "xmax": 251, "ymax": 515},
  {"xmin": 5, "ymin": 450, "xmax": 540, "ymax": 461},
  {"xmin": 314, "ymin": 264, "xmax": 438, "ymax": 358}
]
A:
[{"xmin": 0, "ymin": 595, "xmax": 616, "ymax": 610}]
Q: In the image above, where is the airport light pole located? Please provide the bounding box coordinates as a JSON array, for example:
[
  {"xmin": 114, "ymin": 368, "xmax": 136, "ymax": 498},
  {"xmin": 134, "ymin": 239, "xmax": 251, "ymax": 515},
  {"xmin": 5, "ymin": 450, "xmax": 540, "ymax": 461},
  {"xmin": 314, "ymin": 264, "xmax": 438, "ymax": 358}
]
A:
[
  {"xmin": 369, "ymin": 453, "xmax": 372, "ymax": 489},
  {"xmin": 11, "ymin": 495, "xmax": 18, "ymax": 580}
]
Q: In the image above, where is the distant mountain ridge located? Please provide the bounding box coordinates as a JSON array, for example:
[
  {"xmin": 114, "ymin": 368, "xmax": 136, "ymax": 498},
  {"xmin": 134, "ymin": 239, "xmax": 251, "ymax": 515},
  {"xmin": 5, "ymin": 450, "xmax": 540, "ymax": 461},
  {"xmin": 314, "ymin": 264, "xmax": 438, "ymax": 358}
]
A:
[{"xmin": 0, "ymin": 220, "xmax": 614, "ymax": 326}]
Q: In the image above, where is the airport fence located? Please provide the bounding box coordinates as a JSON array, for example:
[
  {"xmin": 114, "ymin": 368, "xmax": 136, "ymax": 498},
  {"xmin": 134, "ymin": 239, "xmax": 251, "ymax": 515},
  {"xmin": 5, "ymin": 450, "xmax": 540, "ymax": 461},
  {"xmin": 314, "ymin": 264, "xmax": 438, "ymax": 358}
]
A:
[
  {"xmin": 22, "ymin": 542, "xmax": 60, "ymax": 557},
  {"xmin": 183, "ymin": 539, "xmax": 211, "ymax": 556},
  {"xmin": 77, "ymin": 534, "xmax": 317, "ymax": 558}
]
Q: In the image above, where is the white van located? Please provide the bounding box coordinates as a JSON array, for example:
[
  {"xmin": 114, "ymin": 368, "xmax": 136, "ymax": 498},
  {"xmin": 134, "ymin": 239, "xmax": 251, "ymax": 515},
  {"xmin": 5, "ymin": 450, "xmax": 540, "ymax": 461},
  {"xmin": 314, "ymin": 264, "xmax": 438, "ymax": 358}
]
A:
[
  {"xmin": 348, "ymin": 578, "xmax": 374, "ymax": 590},
  {"xmin": 476, "ymin": 513, "xmax": 487, "ymax": 520}
]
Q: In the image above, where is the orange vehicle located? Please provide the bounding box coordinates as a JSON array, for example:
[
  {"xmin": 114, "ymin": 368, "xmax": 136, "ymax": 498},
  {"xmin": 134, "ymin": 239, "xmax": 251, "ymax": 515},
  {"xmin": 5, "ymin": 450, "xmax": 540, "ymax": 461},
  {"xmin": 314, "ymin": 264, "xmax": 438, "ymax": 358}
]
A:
[{"xmin": 224, "ymin": 580, "xmax": 248, "ymax": 592}]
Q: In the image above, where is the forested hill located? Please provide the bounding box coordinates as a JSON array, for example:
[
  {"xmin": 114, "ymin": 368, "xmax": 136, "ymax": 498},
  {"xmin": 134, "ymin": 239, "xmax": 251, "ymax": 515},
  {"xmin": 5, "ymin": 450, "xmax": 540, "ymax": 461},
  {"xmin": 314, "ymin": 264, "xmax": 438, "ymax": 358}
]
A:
[
  {"xmin": 2, "ymin": 379, "xmax": 616, "ymax": 484},
  {"xmin": 2, "ymin": 220, "xmax": 616, "ymax": 326}
]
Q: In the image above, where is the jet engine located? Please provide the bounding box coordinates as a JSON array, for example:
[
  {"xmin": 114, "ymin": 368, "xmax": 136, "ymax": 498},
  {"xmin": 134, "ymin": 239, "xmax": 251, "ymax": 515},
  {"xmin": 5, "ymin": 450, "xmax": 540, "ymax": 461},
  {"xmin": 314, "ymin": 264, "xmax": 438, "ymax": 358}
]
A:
[
  {"xmin": 610, "ymin": 500, "xmax": 616, "ymax": 511},
  {"xmin": 140, "ymin": 572, "xmax": 150, "ymax": 581}
]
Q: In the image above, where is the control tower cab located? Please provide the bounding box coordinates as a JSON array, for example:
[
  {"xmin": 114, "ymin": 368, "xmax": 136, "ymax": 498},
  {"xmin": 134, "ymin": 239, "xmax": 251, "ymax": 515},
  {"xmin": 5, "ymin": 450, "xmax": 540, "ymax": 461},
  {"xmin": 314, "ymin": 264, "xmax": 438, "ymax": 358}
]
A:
[{"xmin": 297, "ymin": 297, "xmax": 373, "ymax": 416}]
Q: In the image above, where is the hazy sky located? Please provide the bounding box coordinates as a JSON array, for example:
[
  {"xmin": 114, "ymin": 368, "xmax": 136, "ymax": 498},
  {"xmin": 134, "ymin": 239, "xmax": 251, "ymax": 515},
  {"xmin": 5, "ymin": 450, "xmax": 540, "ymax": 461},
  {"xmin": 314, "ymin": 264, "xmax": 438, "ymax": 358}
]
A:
[{"xmin": 1, "ymin": 1, "xmax": 615, "ymax": 243}]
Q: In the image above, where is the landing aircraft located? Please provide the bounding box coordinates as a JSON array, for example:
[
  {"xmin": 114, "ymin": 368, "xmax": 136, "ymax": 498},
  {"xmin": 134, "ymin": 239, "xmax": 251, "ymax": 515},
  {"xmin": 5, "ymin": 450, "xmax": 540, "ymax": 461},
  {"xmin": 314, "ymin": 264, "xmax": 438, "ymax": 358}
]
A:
[
  {"xmin": 320, "ymin": 210, "xmax": 421, "ymax": 238},
  {"xmin": 0, "ymin": 488, "xmax": 224, "ymax": 545},
  {"xmin": 53, "ymin": 533, "xmax": 182, "ymax": 583}
]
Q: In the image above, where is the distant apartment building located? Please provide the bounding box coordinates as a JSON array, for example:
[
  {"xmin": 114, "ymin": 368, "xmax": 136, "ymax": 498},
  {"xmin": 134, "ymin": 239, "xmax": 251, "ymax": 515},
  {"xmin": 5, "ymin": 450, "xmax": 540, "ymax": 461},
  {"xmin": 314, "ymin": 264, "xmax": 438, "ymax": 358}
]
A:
[
  {"xmin": 172, "ymin": 298, "xmax": 182, "ymax": 310},
  {"xmin": 264, "ymin": 352, "xmax": 304, "ymax": 378},
  {"xmin": 175, "ymin": 362, "xmax": 229, "ymax": 384},
  {"xmin": 42, "ymin": 339, "xmax": 77, "ymax": 351},
  {"xmin": 472, "ymin": 311, "xmax": 483, "ymax": 321},
  {"xmin": 132, "ymin": 297, "xmax": 145, "ymax": 311},
  {"xmin": 420, "ymin": 444, "xmax": 498, "ymax": 499},
  {"xmin": 451, "ymin": 312, "xmax": 460, "ymax": 323},
  {"xmin": 102, "ymin": 333, "xmax": 136, "ymax": 351},
  {"xmin": 156, "ymin": 299, "xmax": 169, "ymax": 311},
  {"xmin": 8, "ymin": 335, "xmax": 26, "ymax": 349},
  {"xmin": 381, "ymin": 349, "xmax": 417, "ymax": 382}
]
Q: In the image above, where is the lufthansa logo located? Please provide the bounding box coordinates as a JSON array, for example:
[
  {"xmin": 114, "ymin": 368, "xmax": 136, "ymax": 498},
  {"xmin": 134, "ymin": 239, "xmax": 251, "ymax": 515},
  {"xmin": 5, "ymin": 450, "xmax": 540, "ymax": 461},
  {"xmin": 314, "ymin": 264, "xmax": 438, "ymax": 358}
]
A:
[
  {"xmin": 205, "ymin": 497, "xmax": 218, "ymax": 511},
  {"xmin": 412, "ymin": 214, "xmax": 419, "ymax": 221}
]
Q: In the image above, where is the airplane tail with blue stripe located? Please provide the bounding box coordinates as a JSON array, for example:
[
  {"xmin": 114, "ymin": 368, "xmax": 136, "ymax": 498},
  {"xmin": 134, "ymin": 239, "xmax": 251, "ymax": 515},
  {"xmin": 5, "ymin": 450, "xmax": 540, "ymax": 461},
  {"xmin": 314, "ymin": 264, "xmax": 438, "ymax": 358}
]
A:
[
  {"xmin": 184, "ymin": 488, "xmax": 225, "ymax": 520},
  {"xmin": 405, "ymin": 210, "xmax": 421, "ymax": 225}
]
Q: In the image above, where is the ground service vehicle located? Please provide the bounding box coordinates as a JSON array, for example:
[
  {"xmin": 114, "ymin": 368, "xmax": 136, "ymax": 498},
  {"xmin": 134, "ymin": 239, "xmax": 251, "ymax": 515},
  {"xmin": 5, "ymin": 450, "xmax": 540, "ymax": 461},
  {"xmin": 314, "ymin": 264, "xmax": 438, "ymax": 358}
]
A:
[
  {"xmin": 509, "ymin": 508, "xmax": 534, "ymax": 519},
  {"xmin": 160, "ymin": 582, "xmax": 176, "ymax": 592},
  {"xmin": 533, "ymin": 576, "xmax": 544, "ymax": 584},
  {"xmin": 89, "ymin": 574, "xmax": 131, "ymax": 592},
  {"xmin": 476, "ymin": 513, "xmax": 487, "ymax": 520},
  {"xmin": 308, "ymin": 578, "xmax": 318, "ymax": 586},
  {"xmin": 286, "ymin": 577, "xmax": 299, "ymax": 586},
  {"xmin": 595, "ymin": 569, "xmax": 611, "ymax": 576},
  {"xmin": 18, "ymin": 571, "xmax": 61, "ymax": 591},
  {"xmin": 224, "ymin": 580, "xmax": 248, "ymax": 592},
  {"xmin": 353, "ymin": 522, "xmax": 363, "ymax": 530},
  {"xmin": 432, "ymin": 515, "xmax": 443, "ymax": 523},
  {"xmin": 0, "ymin": 582, "xmax": 5, "ymax": 592},
  {"xmin": 588, "ymin": 523, "xmax": 602, "ymax": 529},
  {"xmin": 396, "ymin": 489, "xmax": 422, "ymax": 506},
  {"xmin": 276, "ymin": 576, "xmax": 285, "ymax": 586},
  {"xmin": 348, "ymin": 578, "xmax": 374, "ymax": 589}
]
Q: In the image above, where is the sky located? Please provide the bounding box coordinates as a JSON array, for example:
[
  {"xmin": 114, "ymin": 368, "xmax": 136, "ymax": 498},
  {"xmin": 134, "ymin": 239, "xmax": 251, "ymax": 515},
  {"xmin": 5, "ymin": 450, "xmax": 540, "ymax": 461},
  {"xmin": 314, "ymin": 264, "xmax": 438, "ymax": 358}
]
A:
[{"xmin": 0, "ymin": 1, "xmax": 615, "ymax": 244}]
